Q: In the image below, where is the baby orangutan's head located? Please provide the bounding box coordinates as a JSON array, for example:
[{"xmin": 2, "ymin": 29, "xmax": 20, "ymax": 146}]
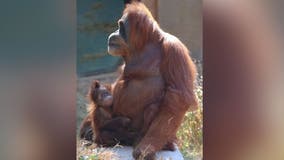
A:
[{"xmin": 89, "ymin": 80, "xmax": 113, "ymax": 107}]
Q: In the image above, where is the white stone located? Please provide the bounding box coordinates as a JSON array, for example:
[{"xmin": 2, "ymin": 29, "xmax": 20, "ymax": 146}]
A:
[{"xmin": 102, "ymin": 145, "xmax": 184, "ymax": 160}]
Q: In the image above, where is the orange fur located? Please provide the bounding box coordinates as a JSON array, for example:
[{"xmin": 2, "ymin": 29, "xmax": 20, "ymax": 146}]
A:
[
  {"xmin": 112, "ymin": 2, "xmax": 198, "ymax": 159},
  {"xmin": 80, "ymin": 3, "xmax": 197, "ymax": 159}
]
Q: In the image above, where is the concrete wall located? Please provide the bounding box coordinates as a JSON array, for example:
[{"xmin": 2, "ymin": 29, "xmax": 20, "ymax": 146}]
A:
[{"xmin": 143, "ymin": 0, "xmax": 202, "ymax": 60}]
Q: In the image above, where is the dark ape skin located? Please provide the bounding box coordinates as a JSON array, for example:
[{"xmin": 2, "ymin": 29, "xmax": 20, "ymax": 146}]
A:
[{"xmin": 124, "ymin": 0, "xmax": 141, "ymax": 5}]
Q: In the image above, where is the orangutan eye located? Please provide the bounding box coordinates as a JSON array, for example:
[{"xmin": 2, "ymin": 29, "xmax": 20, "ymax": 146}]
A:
[
  {"xmin": 118, "ymin": 21, "xmax": 123, "ymax": 27},
  {"xmin": 119, "ymin": 21, "xmax": 127, "ymax": 41},
  {"xmin": 101, "ymin": 92, "xmax": 109, "ymax": 98}
]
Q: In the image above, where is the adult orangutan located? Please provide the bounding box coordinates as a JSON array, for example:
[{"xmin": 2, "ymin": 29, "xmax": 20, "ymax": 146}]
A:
[
  {"xmin": 80, "ymin": 2, "xmax": 197, "ymax": 159},
  {"xmin": 106, "ymin": 2, "xmax": 198, "ymax": 159}
]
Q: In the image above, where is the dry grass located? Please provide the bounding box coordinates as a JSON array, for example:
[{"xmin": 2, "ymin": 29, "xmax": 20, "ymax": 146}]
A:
[
  {"xmin": 177, "ymin": 80, "xmax": 203, "ymax": 160},
  {"xmin": 77, "ymin": 140, "xmax": 120, "ymax": 160}
]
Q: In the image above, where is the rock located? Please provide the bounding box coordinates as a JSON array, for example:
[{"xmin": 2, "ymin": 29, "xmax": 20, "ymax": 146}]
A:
[{"xmin": 101, "ymin": 145, "xmax": 184, "ymax": 160}]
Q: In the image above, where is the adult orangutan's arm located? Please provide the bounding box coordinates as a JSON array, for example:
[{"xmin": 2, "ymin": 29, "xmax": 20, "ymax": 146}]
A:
[{"xmin": 133, "ymin": 41, "xmax": 198, "ymax": 159}]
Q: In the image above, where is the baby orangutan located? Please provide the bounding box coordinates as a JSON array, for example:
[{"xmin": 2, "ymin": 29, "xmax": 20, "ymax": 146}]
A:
[
  {"xmin": 80, "ymin": 80, "xmax": 175, "ymax": 150},
  {"xmin": 80, "ymin": 80, "xmax": 137, "ymax": 146}
]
